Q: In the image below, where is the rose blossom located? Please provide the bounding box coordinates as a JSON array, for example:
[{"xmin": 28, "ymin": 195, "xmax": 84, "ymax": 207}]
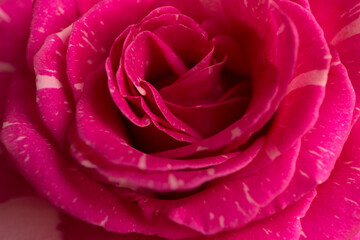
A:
[{"xmin": 1, "ymin": 0, "xmax": 360, "ymax": 239}]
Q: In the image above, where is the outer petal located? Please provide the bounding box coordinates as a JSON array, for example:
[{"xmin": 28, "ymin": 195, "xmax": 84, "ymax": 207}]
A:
[
  {"xmin": 27, "ymin": 0, "xmax": 78, "ymax": 68},
  {"xmin": 300, "ymin": 120, "xmax": 360, "ymax": 239},
  {"xmin": 203, "ymin": 190, "xmax": 316, "ymax": 240},
  {"xmin": 1, "ymin": 63, "xmax": 201, "ymax": 239},
  {"xmin": 33, "ymin": 25, "xmax": 75, "ymax": 147},
  {"xmin": 309, "ymin": 0, "xmax": 360, "ymax": 109},
  {"xmin": 0, "ymin": 149, "xmax": 165, "ymax": 240},
  {"xmin": 258, "ymin": 46, "xmax": 355, "ymax": 220}
]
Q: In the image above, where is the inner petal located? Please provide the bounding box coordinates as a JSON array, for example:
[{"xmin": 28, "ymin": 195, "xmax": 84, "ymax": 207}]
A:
[
  {"xmin": 165, "ymin": 96, "xmax": 250, "ymax": 138},
  {"xmin": 124, "ymin": 30, "xmax": 188, "ymax": 91},
  {"xmin": 153, "ymin": 23, "xmax": 212, "ymax": 69}
]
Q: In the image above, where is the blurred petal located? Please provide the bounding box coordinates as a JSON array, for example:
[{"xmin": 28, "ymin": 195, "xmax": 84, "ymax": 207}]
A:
[{"xmin": 0, "ymin": 0, "xmax": 32, "ymax": 121}]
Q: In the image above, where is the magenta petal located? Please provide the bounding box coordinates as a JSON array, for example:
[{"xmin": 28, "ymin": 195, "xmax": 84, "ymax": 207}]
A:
[
  {"xmin": 155, "ymin": 3, "xmax": 298, "ymax": 158},
  {"xmin": 1, "ymin": 66, "xmax": 201, "ymax": 239},
  {"xmin": 212, "ymin": 35, "xmax": 250, "ymax": 76},
  {"xmin": 166, "ymin": 97, "xmax": 249, "ymax": 138},
  {"xmin": 75, "ymin": 0, "xmax": 102, "ymax": 14},
  {"xmin": 253, "ymin": 46, "xmax": 356, "ymax": 222},
  {"xmin": 0, "ymin": 151, "xmax": 163, "ymax": 240},
  {"xmin": 71, "ymin": 66, "xmax": 244, "ymax": 172},
  {"xmin": 124, "ymin": 30, "xmax": 187, "ymax": 82},
  {"xmin": 289, "ymin": 0, "xmax": 310, "ymax": 9},
  {"xmin": 301, "ymin": 119, "xmax": 360, "ymax": 239},
  {"xmin": 205, "ymin": 191, "xmax": 316, "ymax": 240},
  {"xmin": 162, "ymin": 141, "xmax": 299, "ymax": 235},
  {"xmin": 73, "ymin": 137, "xmax": 261, "ymax": 192},
  {"xmin": 33, "ymin": 26, "xmax": 75, "ymax": 147},
  {"xmin": 27, "ymin": 0, "xmax": 78, "ymax": 68},
  {"xmin": 309, "ymin": 0, "xmax": 360, "ymax": 108},
  {"xmin": 67, "ymin": 0, "xmax": 152, "ymax": 100},
  {"xmin": 160, "ymin": 60, "xmax": 227, "ymax": 107},
  {"xmin": 263, "ymin": 0, "xmax": 330, "ymax": 161},
  {"xmin": 353, "ymin": 231, "xmax": 360, "ymax": 240}
]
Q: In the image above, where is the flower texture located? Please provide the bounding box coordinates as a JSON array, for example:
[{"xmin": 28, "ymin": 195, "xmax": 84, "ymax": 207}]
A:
[{"xmin": 1, "ymin": 0, "xmax": 360, "ymax": 239}]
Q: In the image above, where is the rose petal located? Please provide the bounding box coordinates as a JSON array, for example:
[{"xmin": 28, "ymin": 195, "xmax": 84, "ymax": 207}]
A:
[
  {"xmin": 261, "ymin": 0, "xmax": 330, "ymax": 166},
  {"xmin": 154, "ymin": 2, "xmax": 298, "ymax": 159},
  {"xmin": 0, "ymin": 148, "xmax": 165, "ymax": 240},
  {"xmin": 165, "ymin": 97, "xmax": 249, "ymax": 138},
  {"xmin": 67, "ymin": 0, "xmax": 152, "ymax": 100},
  {"xmin": 204, "ymin": 190, "xmax": 316, "ymax": 240},
  {"xmin": 309, "ymin": 0, "xmax": 360, "ymax": 108},
  {"xmin": 27, "ymin": 0, "xmax": 78, "ymax": 68},
  {"xmin": 33, "ymin": 25, "xmax": 75, "ymax": 147},
  {"xmin": 1, "ymin": 66, "xmax": 200, "ymax": 239},
  {"xmin": 153, "ymin": 141, "xmax": 300, "ymax": 235},
  {"xmin": 300, "ymin": 119, "xmax": 360, "ymax": 239},
  {"xmin": 253, "ymin": 46, "xmax": 356, "ymax": 221},
  {"xmin": 228, "ymin": 0, "xmax": 331, "ymax": 178}
]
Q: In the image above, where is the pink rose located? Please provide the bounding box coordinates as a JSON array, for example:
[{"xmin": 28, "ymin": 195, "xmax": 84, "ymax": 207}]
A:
[{"xmin": 1, "ymin": 0, "xmax": 360, "ymax": 239}]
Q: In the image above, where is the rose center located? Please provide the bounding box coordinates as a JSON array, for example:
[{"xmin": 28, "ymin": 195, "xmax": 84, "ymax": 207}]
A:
[{"xmin": 107, "ymin": 6, "xmax": 256, "ymax": 153}]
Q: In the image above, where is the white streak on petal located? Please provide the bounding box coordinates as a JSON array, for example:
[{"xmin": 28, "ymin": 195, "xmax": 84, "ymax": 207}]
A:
[
  {"xmin": 169, "ymin": 174, "xmax": 179, "ymax": 190},
  {"xmin": 2, "ymin": 122, "xmax": 20, "ymax": 128},
  {"xmin": 81, "ymin": 160, "xmax": 97, "ymax": 169},
  {"xmin": 99, "ymin": 216, "xmax": 108, "ymax": 227},
  {"xmin": 137, "ymin": 86, "xmax": 147, "ymax": 96},
  {"xmin": 344, "ymin": 197, "xmax": 359, "ymax": 206},
  {"xmin": 308, "ymin": 150, "xmax": 322, "ymax": 158},
  {"xmin": 82, "ymin": 36, "xmax": 98, "ymax": 52},
  {"xmin": 286, "ymin": 70, "xmax": 327, "ymax": 95},
  {"xmin": 317, "ymin": 146, "xmax": 335, "ymax": 156},
  {"xmin": 36, "ymin": 75, "xmax": 62, "ymax": 90},
  {"xmin": 277, "ymin": 24, "xmax": 285, "ymax": 35},
  {"xmin": 331, "ymin": 60, "xmax": 341, "ymax": 67},
  {"xmin": 74, "ymin": 83, "xmax": 84, "ymax": 91},
  {"xmin": 207, "ymin": 168, "xmax": 215, "ymax": 175},
  {"xmin": 234, "ymin": 201, "xmax": 248, "ymax": 216},
  {"xmin": 81, "ymin": 30, "xmax": 89, "ymax": 37},
  {"xmin": 347, "ymin": 3, "xmax": 360, "ymax": 17},
  {"xmin": 196, "ymin": 146, "xmax": 208, "ymax": 152},
  {"xmin": 332, "ymin": 16, "xmax": 360, "ymax": 45},
  {"xmin": 0, "ymin": 8, "xmax": 10, "ymax": 22},
  {"xmin": 231, "ymin": 127, "xmax": 241, "ymax": 140},
  {"xmin": 56, "ymin": 24, "xmax": 73, "ymax": 43},
  {"xmin": 300, "ymin": 230, "xmax": 307, "ymax": 238},
  {"xmin": 15, "ymin": 136, "xmax": 26, "ymax": 141},
  {"xmin": 263, "ymin": 228, "xmax": 272, "ymax": 235},
  {"xmin": 138, "ymin": 155, "xmax": 147, "ymax": 170},
  {"xmin": 350, "ymin": 166, "xmax": 360, "ymax": 172},
  {"xmin": 219, "ymin": 216, "xmax": 225, "ymax": 228},
  {"xmin": 244, "ymin": 0, "xmax": 248, "ymax": 8},
  {"xmin": 265, "ymin": 144, "xmax": 281, "ymax": 160},
  {"xmin": 243, "ymin": 183, "xmax": 258, "ymax": 206},
  {"xmin": 299, "ymin": 170, "xmax": 310, "ymax": 179}
]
